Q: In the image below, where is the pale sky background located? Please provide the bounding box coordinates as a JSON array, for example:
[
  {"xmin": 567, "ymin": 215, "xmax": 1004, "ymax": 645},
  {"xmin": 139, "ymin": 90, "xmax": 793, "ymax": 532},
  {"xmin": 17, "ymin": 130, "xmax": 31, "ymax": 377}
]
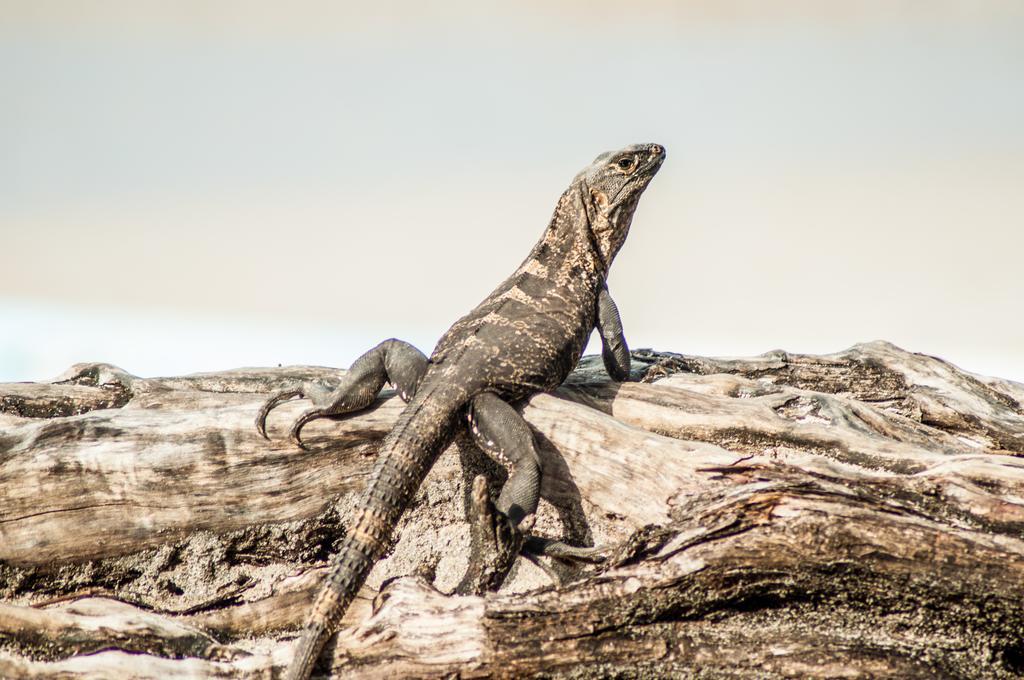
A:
[{"xmin": 1, "ymin": 2, "xmax": 1022, "ymax": 383}]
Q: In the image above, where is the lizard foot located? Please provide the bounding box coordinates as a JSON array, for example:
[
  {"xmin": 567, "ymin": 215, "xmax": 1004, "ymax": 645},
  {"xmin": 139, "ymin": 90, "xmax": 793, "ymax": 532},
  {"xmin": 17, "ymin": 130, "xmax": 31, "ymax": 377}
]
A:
[
  {"xmin": 256, "ymin": 382, "xmax": 340, "ymax": 449},
  {"xmin": 455, "ymin": 475, "xmax": 609, "ymax": 595},
  {"xmin": 455, "ymin": 475, "xmax": 524, "ymax": 596},
  {"xmin": 255, "ymin": 388, "xmax": 304, "ymax": 439}
]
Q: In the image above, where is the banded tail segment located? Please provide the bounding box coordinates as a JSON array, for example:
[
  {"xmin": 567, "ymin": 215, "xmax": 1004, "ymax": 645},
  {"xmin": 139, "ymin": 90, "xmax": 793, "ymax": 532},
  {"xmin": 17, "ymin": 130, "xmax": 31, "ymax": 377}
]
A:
[{"xmin": 285, "ymin": 387, "xmax": 463, "ymax": 680}]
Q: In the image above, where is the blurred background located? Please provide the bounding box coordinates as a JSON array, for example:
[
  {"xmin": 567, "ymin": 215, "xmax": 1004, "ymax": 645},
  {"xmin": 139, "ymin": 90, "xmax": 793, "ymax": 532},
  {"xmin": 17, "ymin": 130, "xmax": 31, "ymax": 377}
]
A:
[{"xmin": 1, "ymin": 1, "xmax": 1022, "ymax": 382}]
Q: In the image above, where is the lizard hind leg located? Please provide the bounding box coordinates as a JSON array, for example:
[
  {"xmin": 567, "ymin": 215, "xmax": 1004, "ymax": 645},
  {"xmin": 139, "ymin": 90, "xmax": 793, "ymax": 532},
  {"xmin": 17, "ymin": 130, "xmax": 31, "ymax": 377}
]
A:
[
  {"xmin": 456, "ymin": 392, "xmax": 607, "ymax": 595},
  {"xmin": 255, "ymin": 338, "xmax": 427, "ymax": 449},
  {"xmin": 466, "ymin": 392, "xmax": 541, "ymax": 526},
  {"xmin": 455, "ymin": 392, "xmax": 541, "ymax": 595}
]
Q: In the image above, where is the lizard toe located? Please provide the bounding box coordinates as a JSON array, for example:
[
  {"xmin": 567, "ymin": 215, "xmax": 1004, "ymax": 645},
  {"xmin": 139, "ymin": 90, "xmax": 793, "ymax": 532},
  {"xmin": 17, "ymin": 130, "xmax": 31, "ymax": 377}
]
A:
[
  {"xmin": 522, "ymin": 535, "xmax": 608, "ymax": 564},
  {"xmin": 289, "ymin": 407, "xmax": 325, "ymax": 450},
  {"xmin": 255, "ymin": 388, "xmax": 304, "ymax": 439}
]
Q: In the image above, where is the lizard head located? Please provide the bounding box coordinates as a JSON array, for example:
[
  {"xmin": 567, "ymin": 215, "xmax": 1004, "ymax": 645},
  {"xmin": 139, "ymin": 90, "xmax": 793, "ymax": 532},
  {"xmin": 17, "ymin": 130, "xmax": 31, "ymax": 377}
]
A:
[{"xmin": 575, "ymin": 143, "xmax": 666, "ymax": 268}]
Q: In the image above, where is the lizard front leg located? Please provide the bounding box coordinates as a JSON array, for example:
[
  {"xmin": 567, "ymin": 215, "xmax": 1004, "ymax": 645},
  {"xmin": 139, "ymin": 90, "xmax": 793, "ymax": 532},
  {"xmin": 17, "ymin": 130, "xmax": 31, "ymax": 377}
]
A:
[
  {"xmin": 597, "ymin": 284, "xmax": 631, "ymax": 381},
  {"xmin": 255, "ymin": 338, "xmax": 427, "ymax": 448}
]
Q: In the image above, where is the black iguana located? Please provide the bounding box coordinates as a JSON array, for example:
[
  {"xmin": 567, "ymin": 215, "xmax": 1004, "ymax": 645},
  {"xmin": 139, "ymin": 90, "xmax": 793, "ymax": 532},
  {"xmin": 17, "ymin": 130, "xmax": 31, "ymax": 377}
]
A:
[{"xmin": 256, "ymin": 143, "xmax": 665, "ymax": 679}]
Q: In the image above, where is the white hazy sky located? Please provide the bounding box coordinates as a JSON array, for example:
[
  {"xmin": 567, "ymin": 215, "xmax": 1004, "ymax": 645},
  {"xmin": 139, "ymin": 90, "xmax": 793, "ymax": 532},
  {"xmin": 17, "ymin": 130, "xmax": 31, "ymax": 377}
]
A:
[{"xmin": 1, "ymin": 2, "xmax": 1022, "ymax": 382}]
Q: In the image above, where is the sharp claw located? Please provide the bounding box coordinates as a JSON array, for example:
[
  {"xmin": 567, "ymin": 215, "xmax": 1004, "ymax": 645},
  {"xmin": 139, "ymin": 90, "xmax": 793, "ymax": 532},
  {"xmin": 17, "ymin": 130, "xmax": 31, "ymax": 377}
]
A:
[
  {"xmin": 289, "ymin": 408, "xmax": 323, "ymax": 450},
  {"xmin": 255, "ymin": 389, "xmax": 304, "ymax": 439}
]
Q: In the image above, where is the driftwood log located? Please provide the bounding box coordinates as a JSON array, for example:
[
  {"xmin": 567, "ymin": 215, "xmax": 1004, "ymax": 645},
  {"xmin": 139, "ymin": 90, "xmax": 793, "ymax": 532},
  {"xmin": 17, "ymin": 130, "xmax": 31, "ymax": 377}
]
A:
[{"xmin": 1, "ymin": 342, "xmax": 1023, "ymax": 678}]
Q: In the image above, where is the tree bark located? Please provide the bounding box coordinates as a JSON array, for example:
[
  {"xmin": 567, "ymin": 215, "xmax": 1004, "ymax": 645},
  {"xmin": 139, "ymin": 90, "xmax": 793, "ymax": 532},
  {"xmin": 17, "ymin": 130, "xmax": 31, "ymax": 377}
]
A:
[{"xmin": 1, "ymin": 341, "xmax": 1022, "ymax": 678}]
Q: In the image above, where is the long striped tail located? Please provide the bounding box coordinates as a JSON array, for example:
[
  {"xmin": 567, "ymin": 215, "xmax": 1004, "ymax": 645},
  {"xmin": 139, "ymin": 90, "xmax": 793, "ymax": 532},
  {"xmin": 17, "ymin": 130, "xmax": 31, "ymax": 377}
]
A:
[{"xmin": 285, "ymin": 389, "xmax": 461, "ymax": 679}]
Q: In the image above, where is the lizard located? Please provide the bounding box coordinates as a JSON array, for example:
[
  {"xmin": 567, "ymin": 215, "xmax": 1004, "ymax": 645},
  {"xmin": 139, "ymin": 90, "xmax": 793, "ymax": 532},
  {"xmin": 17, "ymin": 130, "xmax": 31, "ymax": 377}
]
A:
[{"xmin": 255, "ymin": 142, "xmax": 666, "ymax": 679}]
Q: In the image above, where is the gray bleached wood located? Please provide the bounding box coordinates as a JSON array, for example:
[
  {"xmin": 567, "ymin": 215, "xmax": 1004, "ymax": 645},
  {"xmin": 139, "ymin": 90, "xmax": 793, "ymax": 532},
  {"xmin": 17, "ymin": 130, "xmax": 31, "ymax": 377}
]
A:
[{"xmin": 1, "ymin": 341, "xmax": 1023, "ymax": 678}]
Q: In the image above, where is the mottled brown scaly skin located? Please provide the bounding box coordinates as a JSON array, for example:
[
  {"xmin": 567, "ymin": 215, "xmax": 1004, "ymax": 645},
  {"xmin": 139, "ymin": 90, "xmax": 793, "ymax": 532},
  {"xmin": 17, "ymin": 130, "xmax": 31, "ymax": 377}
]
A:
[{"xmin": 266, "ymin": 143, "xmax": 665, "ymax": 679}]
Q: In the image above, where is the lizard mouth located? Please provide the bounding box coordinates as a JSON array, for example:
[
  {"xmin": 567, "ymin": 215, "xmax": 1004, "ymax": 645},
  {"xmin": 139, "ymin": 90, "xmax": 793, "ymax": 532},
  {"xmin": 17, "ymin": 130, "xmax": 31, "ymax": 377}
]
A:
[{"xmin": 643, "ymin": 144, "xmax": 666, "ymax": 173}]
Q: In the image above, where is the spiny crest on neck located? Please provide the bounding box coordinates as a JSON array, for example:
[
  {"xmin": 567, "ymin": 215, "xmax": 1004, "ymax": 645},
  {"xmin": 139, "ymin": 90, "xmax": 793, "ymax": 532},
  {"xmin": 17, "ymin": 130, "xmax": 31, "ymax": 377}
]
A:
[
  {"xmin": 537, "ymin": 143, "xmax": 666, "ymax": 271},
  {"xmin": 578, "ymin": 142, "xmax": 665, "ymax": 259}
]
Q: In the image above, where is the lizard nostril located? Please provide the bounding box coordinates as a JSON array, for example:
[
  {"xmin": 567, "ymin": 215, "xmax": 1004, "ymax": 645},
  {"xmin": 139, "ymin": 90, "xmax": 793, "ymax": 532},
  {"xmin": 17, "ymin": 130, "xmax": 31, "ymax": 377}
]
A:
[{"xmin": 650, "ymin": 144, "xmax": 664, "ymax": 157}]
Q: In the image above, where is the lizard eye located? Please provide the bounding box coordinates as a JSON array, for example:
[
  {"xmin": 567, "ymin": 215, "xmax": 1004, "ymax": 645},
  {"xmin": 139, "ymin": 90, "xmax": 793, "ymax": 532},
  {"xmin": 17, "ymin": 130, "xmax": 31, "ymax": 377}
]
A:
[{"xmin": 616, "ymin": 156, "xmax": 635, "ymax": 171}]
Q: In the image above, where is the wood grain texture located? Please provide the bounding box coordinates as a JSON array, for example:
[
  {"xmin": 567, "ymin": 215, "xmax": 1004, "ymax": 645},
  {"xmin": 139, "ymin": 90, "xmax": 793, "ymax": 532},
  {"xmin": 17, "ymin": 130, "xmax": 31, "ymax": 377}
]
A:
[{"xmin": 1, "ymin": 342, "xmax": 1022, "ymax": 678}]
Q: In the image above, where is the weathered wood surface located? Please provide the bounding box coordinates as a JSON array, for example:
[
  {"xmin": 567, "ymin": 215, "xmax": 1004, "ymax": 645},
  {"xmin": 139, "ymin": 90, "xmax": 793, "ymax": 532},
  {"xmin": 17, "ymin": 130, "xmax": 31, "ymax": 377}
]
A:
[{"xmin": 1, "ymin": 341, "xmax": 1023, "ymax": 678}]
